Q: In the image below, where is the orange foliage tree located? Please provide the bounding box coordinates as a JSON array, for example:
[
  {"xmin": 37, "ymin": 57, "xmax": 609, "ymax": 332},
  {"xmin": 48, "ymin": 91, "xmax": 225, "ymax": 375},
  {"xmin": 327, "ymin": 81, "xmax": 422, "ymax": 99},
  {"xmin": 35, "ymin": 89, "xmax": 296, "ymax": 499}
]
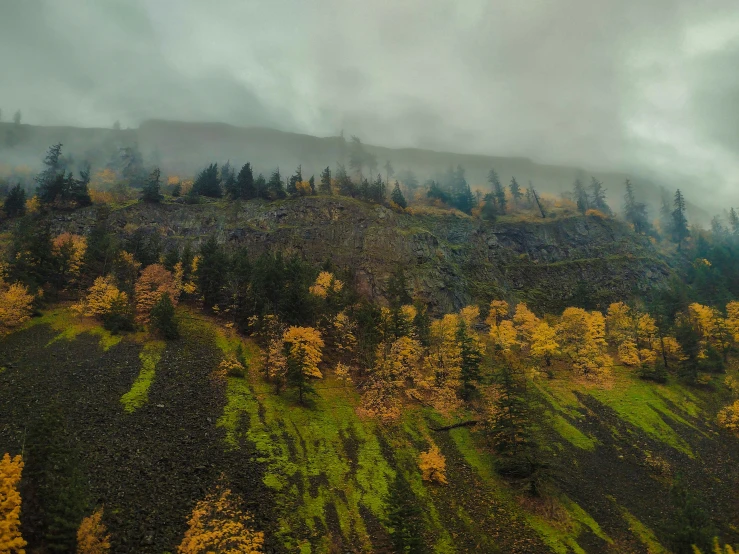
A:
[
  {"xmin": 134, "ymin": 264, "xmax": 179, "ymax": 323},
  {"xmin": 178, "ymin": 486, "xmax": 264, "ymax": 554},
  {"xmin": 418, "ymin": 445, "xmax": 448, "ymax": 485},
  {"xmin": 309, "ymin": 271, "xmax": 343, "ymax": 298},
  {"xmin": 0, "ymin": 281, "xmax": 34, "ymax": 335},
  {"xmin": 557, "ymin": 307, "xmax": 612, "ymax": 379},
  {"xmin": 282, "ymin": 326, "xmax": 325, "ymax": 379},
  {"xmin": 0, "ymin": 453, "xmax": 26, "ymax": 553},
  {"xmin": 74, "ymin": 276, "xmax": 128, "ymax": 319},
  {"xmin": 52, "ymin": 233, "xmax": 87, "ymax": 290},
  {"xmin": 77, "ymin": 507, "xmax": 111, "ymax": 554}
]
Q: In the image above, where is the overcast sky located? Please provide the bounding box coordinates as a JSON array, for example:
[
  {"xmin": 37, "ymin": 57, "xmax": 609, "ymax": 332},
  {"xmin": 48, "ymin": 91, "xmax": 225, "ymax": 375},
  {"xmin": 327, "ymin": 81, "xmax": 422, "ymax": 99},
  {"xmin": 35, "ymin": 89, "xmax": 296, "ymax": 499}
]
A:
[{"xmin": 2, "ymin": 0, "xmax": 739, "ymax": 203}]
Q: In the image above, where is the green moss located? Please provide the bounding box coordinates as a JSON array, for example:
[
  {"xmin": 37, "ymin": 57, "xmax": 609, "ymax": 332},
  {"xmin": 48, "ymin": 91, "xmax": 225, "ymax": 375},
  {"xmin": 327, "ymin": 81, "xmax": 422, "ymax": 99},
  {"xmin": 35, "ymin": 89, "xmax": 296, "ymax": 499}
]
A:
[
  {"xmin": 551, "ymin": 413, "xmax": 597, "ymax": 451},
  {"xmin": 562, "ymin": 497, "xmax": 612, "ymax": 544},
  {"xmin": 616, "ymin": 504, "xmax": 669, "ymax": 553},
  {"xmin": 120, "ymin": 341, "xmax": 165, "ymax": 413},
  {"xmin": 32, "ymin": 308, "xmax": 122, "ymax": 351}
]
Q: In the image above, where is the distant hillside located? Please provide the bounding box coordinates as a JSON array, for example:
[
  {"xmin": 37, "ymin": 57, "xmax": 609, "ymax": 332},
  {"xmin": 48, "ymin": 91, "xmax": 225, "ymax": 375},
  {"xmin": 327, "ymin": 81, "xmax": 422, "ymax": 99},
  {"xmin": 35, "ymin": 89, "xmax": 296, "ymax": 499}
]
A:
[{"xmin": 0, "ymin": 120, "xmax": 710, "ymax": 222}]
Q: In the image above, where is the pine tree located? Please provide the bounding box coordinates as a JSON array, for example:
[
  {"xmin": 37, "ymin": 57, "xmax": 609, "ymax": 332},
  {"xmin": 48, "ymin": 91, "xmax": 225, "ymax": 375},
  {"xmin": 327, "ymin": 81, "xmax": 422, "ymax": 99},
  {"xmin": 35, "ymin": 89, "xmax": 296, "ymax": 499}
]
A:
[
  {"xmin": 36, "ymin": 143, "xmax": 66, "ymax": 204},
  {"xmin": 391, "ymin": 181, "xmax": 407, "ymax": 209},
  {"xmin": 335, "ymin": 164, "xmax": 356, "ymax": 197},
  {"xmin": 589, "ymin": 177, "xmax": 610, "ymax": 214},
  {"xmin": 220, "ymin": 162, "xmax": 236, "ymax": 197},
  {"xmin": 72, "ymin": 163, "xmax": 93, "ymax": 207},
  {"xmin": 234, "ymin": 162, "xmax": 255, "ymax": 199},
  {"xmin": 287, "ymin": 165, "xmax": 302, "ymax": 196},
  {"xmin": 3, "ymin": 183, "xmax": 26, "ymax": 217},
  {"xmin": 140, "ymin": 167, "xmax": 163, "ymax": 203},
  {"xmin": 319, "ymin": 166, "xmax": 332, "ymax": 195},
  {"xmin": 285, "ymin": 343, "xmax": 315, "ymax": 405},
  {"xmin": 385, "ymin": 472, "xmax": 425, "ymax": 554},
  {"xmin": 197, "ymin": 236, "xmax": 228, "ymax": 309},
  {"xmin": 192, "ymin": 163, "xmax": 222, "ymax": 198},
  {"xmin": 150, "ymin": 292, "xmax": 179, "ymax": 339},
  {"xmin": 457, "ymin": 318, "xmax": 482, "ymax": 400},
  {"xmin": 672, "ymin": 189, "xmax": 690, "ymax": 250},
  {"xmin": 264, "ymin": 168, "xmax": 284, "ymax": 199},
  {"xmin": 481, "ymin": 193, "xmax": 497, "ymax": 221},
  {"xmin": 729, "ymin": 207, "xmax": 739, "ymax": 238},
  {"xmin": 509, "ymin": 177, "xmax": 523, "ymax": 208},
  {"xmin": 573, "ymin": 179, "xmax": 589, "ymax": 215},
  {"xmin": 624, "ymin": 179, "xmax": 651, "ymax": 234},
  {"xmin": 308, "ymin": 175, "xmax": 315, "ymax": 194},
  {"xmin": 255, "ymin": 173, "xmax": 268, "ymax": 199},
  {"xmin": 371, "ymin": 173, "xmax": 386, "ymax": 203},
  {"xmin": 488, "ymin": 169, "xmax": 507, "ymax": 214}
]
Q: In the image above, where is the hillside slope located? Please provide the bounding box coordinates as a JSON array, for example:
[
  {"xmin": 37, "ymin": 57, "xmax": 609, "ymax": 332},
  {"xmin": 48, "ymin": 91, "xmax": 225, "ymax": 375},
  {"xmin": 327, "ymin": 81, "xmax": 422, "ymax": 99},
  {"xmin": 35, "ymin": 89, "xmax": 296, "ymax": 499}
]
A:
[
  {"xmin": 1, "ymin": 308, "xmax": 738, "ymax": 553},
  {"xmin": 43, "ymin": 196, "xmax": 671, "ymax": 313}
]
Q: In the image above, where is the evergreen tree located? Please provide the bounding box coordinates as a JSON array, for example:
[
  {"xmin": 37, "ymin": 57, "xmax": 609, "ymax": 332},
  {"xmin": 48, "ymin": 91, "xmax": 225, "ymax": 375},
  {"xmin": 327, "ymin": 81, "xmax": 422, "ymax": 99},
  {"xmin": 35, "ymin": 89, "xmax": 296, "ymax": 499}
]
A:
[
  {"xmin": 660, "ymin": 188, "xmax": 675, "ymax": 238},
  {"xmin": 672, "ymin": 189, "xmax": 690, "ymax": 250},
  {"xmin": 163, "ymin": 246, "xmax": 179, "ymax": 272},
  {"xmin": 197, "ymin": 235, "xmax": 229, "ymax": 309},
  {"xmin": 3, "ymin": 183, "xmax": 26, "ymax": 217},
  {"xmin": 220, "ymin": 162, "xmax": 236, "ymax": 197},
  {"xmin": 255, "ymin": 173, "xmax": 268, "ymax": 199},
  {"xmin": 385, "ymin": 472, "xmax": 425, "ymax": 554},
  {"xmin": 573, "ymin": 179, "xmax": 589, "ymax": 215},
  {"xmin": 335, "ymin": 164, "xmax": 356, "ymax": 197},
  {"xmin": 488, "ymin": 169, "xmax": 507, "ymax": 214},
  {"xmin": 285, "ymin": 343, "xmax": 315, "ymax": 405},
  {"xmin": 589, "ymin": 177, "xmax": 610, "ymax": 214},
  {"xmin": 391, "ymin": 181, "xmax": 407, "ymax": 209},
  {"xmin": 359, "ymin": 177, "xmax": 370, "ymax": 200},
  {"xmin": 509, "ymin": 177, "xmax": 523, "ymax": 208},
  {"xmin": 171, "ymin": 182, "xmax": 181, "ymax": 197},
  {"xmin": 36, "ymin": 143, "xmax": 66, "ymax": 204},
  {"xmin": 81, "ymin": 206, "xmax": 118, "ymax": 283},
  {"xmin": 192, "ymin": 163, "xmax": 222, "ymax": 198},
  {"xmin": 481, "ymin": 193, "xmax": 497, "ymax": 221},
  {"xmin": 319, "ymin": 166, "xmax": 332, "ymax": 195},
  {"xmin": 530, "ymin": 185, "xmax": 546, "ymax": 218},
  {"xmin": 308, "ymin": 175, "xmax": 315, "ymax": 194},
  {"xmin": 267, "ymin": 168, "xmax": 286, "ymax": 200},
  {"xmin": 150, "ymin": 292, "xmax": 179, "ymax": 340},
  {"xmin": 666, "ymin": 475, "xmax": 714, "ymax": 554},
  {"xmin": 729, "ymin": 207, "xmax": 739, "ymax": 238},
  {"xmin": 287, "ymin": 165, "xmax": 302, "ymax": 196},
  {"xmin": 119, "ymin": 145, "xmax": 145, "ymax": 188},
  {"xmin": 370, "ymin": 173, "xmax": 386, "ymax": 203},
  {"xmin": 234, "ymin": 162, "xmax": 255, "ymax": 199},
  {"xmin": 624, "ymin": 179, "xmax": 652, "ymax": 234},
  {"xmin": 140, "ymin": 167, "xmax": 163, "ymax": 203},
  {"xmin": 457, "ymin": 318, "xmax": 482, "ymax": 400},
  {"xmin": 71, "ymin": 163, "xmax": 92, "ymax": 207},
  {"xmin": 8, "ymin": 215, "xmax": 54, "ymax": 291}
]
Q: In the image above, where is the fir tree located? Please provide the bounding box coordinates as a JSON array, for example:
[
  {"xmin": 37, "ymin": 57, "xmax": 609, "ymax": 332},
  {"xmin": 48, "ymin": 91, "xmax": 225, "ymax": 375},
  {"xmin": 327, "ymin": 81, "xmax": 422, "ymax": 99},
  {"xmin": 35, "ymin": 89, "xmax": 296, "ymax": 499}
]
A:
[
  {"xmin": 319, "ymin": 166, "xmax": 332, "ymax": 195},
  {"xmin": 672, "ymin": 189, "xmax": 690, "ymax": 250},
  {"xmin": 140, "ymin": 167, "xmax": 163, "ymax": 203},
  {"xmin": 150, "ymin": 292, "xmax": 179, "ymax": 340},
  {"xmin": 3, "ymin": 183, "xmax": 26, "ymax": 217},
  {"xmin": 220, "ymin": 161, "xmax": 236, "ymax": 197},
  {"xmin": 308, "ymin": 175, "xmax": 315, "ymax": 194},
  {"xmin": 624, "ymin": 179, "xmax": 652, "ymax": 234},
  {"xmin": 197, "ymin": 235, "xmax": 228, "ymax": 309},
  {"xmin": 391, "ymin": 181, "xmax": 407, "ymax": 209},
  {"xmin": 481, "ymin": 193, "xmax": 497, "ymax": 221},
  {"xmin": 488, "ymin": 169, "xmax": 507, "ymax": 214},
  {"xmin": 255, "ymin": 173, "xmax": 268, "ymax": 199},
  {"xmin": 371, "ymin": 173, "xmax": 386, "ymax": 203},
  {"xmin": 509, "ymin": 177, "xmax": 523, "ymax": 208},
  {"xmin": 335, "ymin": 164, "xmax": 356, "ymax": 197},
  {"xmin": 234, "ymin": 162, "xmax": 255, "ymax": 199},
  {"xmin": 573, "ymin": 179, "xmax": 589, "ymax": 215},
  {"xmin": 729, "ymin": 207, "xmax": 739, "ymax": 237},
  {"xmin": 287, "ymin": 165, "xmax": 302, "ymax": 196},
  {"xmin": 285, "ymin": 343, "xmax": 315, "ymax": 405},
  {"xmin": 71, "ymin": 163, "xmax": 92, "ymax": 207},
  {"xmin": 589, "ymin": 177, "xmax": 610, "ymax": 214},
  {"xmin": 267, "ymin": 168, "xmax": 286, "ymax": 200},
  {"xmin": 457, "ymin": 318, "xmax": 483, "ymax": 400},
  {"xmin": 36, "ymin": 143, "xmax": 66, "ymax": 204},
  {"xmin": 385, "ymin": 472, "xmax": 425, "ymax": 554},
  {"xmin": 192, "ymin": 163, "xmax": 222, "ymax": 198}
]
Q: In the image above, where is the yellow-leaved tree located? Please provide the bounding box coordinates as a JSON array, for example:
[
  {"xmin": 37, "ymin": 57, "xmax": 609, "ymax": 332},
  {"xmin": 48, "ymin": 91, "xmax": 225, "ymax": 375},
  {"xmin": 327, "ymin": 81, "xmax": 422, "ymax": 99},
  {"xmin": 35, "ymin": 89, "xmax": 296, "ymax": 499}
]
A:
[
  {"xmin": 77, "ymin": 507, "xmax": 111, "ymax": 554},
  {"xmin": 282, "ymin": 326, "xmax": 324, "ymax": 378},
  {"xmin": 425, "ymin": 314, "xmax": 461, "ymax": 388},
  {"xmin": 134, "ymin": 264, "xmax": 179, "ymax": 323},
  {"xmin": 74, "ymin": 276, "xmax": 128, "ymax": 319},
  {"xmin": 530, "ymin": 321, "xmax": 560, "ymax": 367},
  {"xmin": 309, "ymin": 271, "xmax": 343, "ymax": 298},
  {"xmin": 486, "ymin": 300, "xmax": 509, "ymax": 327},
  {"xmin": 0, "ymin": 281, "xmax": 34, "ymax": 336},
  {"xmin": 718, "ymin": 400, "xmax": 739, "ymax": 435},
  {"xmin": 178, "ymin": 486, "xmax": 264, "ymax": 554},
  {"xmin": 418, "ymin": 445, "xmax": 448, "ymax": 485},
  {"xmin": 688, "ymin": 303, "xmax": 732, "ymax": 360},
  {"xmin": 512, "ymin": 303, "xmax": 540, "ymax": 352},
  {"xmin": 52, "ymin": 233, "xmax": 87, "ymax": 290},
  {"xmin": 0, "ymin": 453, "xmax": 26, "ymax": 554},
  {"xmin": 557, "ymin": 307, "xmax": 612, "ymax": 379}
]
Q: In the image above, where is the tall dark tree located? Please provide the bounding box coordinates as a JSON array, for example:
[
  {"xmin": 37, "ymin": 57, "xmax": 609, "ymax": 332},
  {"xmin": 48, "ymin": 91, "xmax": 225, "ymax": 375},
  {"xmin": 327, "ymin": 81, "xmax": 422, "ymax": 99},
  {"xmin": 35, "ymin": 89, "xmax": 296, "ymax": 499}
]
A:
[
  {"xmin": 255, "ymin": 173, "xmax": 268, "ymax": 199},
  {"xmin": 672, "ymin": 189, "xmax": 690, "ymax": 250},
  {"xmin": 457, "ymin": 318, "xmax": 483, "ymax": 400},
  {"xmin": 140, "ymin": 167, "xmax": 163, "ymax": 203},
  {"xmin": 150, "ymin": 292, "xmax": 179, "ymax": 340},
  {"xmin": 285, "ymin": 343, "xmax": 315, "ymax": 405},
  {"xmin": 8, "ymin": 215, "xmax": 54, "ymax": 291},
  {"xmin": 509, "ymin": 177, "xmax": 523, "ymax": 208},
  {"xmin": 36, "ymin": 143, "xmax": 66, "ymax": 204},
  {"xmin": 385, "ymin": 472, "xmax": 425, "ymax": 554},
  {"xmin": 573, "ymin": 178, "xmax": 589, "ymax": 215},
  {"xmin": 71, "ymin": 162, "xmax": 92, "ymax": 207},
  {"xmin": 370, "ymin": 173, "xmax": 386, "ymax": 203},
  {"xmin": 267, "ymin": 168, "xmax": 286, "ymax": 200},
  {"xmin": 589, "ymin": 177, "xmax": 610, "ymax": 214},
  {"xmin": 488, "ymin": 168, "xmax": 506, "ymax": 215},
  {"xmin": 287, "ymin": 165, "xmax": 302, "ymax": 196},
  {"xmin": 81, "ymin": 206, "xmax": 118, "ymax": 283},
  {"xmin": 391, "ymin": 181, "xmax": 407, "ymax": 209},
  {"xmin": 729, "ymin": 207, "xmax": 739, "ymax": 237},
  {"xmin": 335, "ymin": 164, "xmax": 356, "ymax": 197},
  {"xmin": 452, "ymin": 165, "xmax": 474, "ymax": 214},
  {"xmin": 308, "ymin": 175, "xmax": 315, "ymax": 194},
  {"xmin": 660, "ymin": 188, "xmax": 675, "ymax": 238},
  {"xmin": 624, "ymin": 179, "xmax": 652, "ymax": 235},
  {"xmin": 119, "ymin": 145, "xmax": 146, "ymax": 187},
  {"xmin": 197, "ymin": 235, "xmax": 229, "ymax": 309},
  {"xmin": 233, "ymin": 162, "xmax": 255, "ymax": 199},
  {"xmin": 319, "ymin": 166, "xmax": 332, "ymax": 195},
  {"xmin": 3, "ymin": 183, "xmax": 26, "ymax": 217},
  {"xmin": 192, "ymin": 163, "xmax": 222, "ymax": 198}
]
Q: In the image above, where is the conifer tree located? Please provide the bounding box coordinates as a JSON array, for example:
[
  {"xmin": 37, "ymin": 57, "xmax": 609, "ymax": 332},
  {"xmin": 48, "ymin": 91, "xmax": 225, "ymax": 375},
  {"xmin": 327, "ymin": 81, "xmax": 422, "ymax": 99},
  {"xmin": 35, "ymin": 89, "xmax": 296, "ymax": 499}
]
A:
[
  {"xmin": 234, "ymin": 162, "xmax": 255, "ymax": 199},
  {"xmin": 287, "ymin": 165, "xmax": 302, "ymax": 196},
  {"xmin": 335, "ymin": 164, "xmax": 356, "ymax": 197},
  {"xmin": 285, "ymin": 343, "xmax": 315, "ymax": 405},
  {"xmin": 624, "ymin": 179, "xmax": 651, "ymax": 234},
  {"xmin": 255, "ymin": 173, "xmax": 268, "ymax": 199},
  {"xmin": 36, "ymin": 143, "xmax": 66, "ymax": 204},
  {"xmin": 140, "ymin": 168, "xmax": 163, "ymax": 203},
  {"xmin": 457, "ymin": 318, "xmax": 482, "ymax": 400},
  {"xmin": 192, "ymin": 163, "xmax": 222, "ymax": 198},
  {"xmin": 220, "ymin": 162, "xmax": 235, "ymax": 197},
  {"xmin": 319, "ymin": 166, "xmax": 332, "ymax": 195},
  {"xmin": 509, "ymin": 177, "xmax": 523, "ymax": 208},
  {"xmin": 308, "ymin": 175, "xmax": 315, "ymax": 194},
  {"xmin": 197, "ymin": 236, "xmax": 228, "ymax": 309},
  {"xmin": 267, "ymin": 168, "xmax": 285, "ymax": 199},
  {"xmin": 589, "ymin": 177, "xmax": 610, "ymax": 214},
  {"xmin": 672, "ymin": 189, "xmax": 690, "ymax": 250},
  {"xmin": 150, "ymin": 292, "xmax": 179, "ymax": 339},
  {"xmin": 71, "ymin": 163, "xmax": 93, "ymax": 207},
  {"xmin": 385, "ymin": 472, "xmax": 425, "ymax": 554},
  {"xmin": 371, "ymin": 173, "xmax": 386, "ymax": 202},
  {"xmin": 573, "ymin": 178, "xmax": 589, "ymax": 215},
  {"xmin": 729, "ymin": 207, "xmax": 739, "ymax": 238},
  {"xmin": 488, "ymin": 169, "xmax": 506, "ymax": 214},
  {"xmin": 3, "ymin": 183, "xmax": 26, "ymax": 217},
  {"xmin": 391, "ymin": 181, "xmax": 407, "ymax": 209}
]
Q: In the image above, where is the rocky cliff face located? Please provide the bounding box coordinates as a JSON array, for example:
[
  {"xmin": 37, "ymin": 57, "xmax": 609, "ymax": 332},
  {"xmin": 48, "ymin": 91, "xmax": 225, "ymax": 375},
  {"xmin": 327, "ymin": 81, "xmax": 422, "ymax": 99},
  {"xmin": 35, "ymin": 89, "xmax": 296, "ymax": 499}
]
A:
[{"xmin": 48, "ymin": 196, "xmax": 671, "ymax": 313}]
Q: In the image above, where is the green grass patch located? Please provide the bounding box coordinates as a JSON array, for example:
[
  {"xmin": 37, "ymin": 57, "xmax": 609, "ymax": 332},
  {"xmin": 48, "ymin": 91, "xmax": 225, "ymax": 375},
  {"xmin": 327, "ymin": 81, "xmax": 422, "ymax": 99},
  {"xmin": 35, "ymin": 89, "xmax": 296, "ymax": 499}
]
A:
[
  {"xmin": 614, "ymin": 502, "xmax": 669, "ymax": 553},
  {"xmin": 30, "ymin": 307, "xmax": 122, "ymax": 351},
  {"xmin": 120, "ymin": 340, "xmax": 165, "ymax": 413},
  {"xmin": 551, "ymin": 413, "xmax": 597, "ymax": 451}
]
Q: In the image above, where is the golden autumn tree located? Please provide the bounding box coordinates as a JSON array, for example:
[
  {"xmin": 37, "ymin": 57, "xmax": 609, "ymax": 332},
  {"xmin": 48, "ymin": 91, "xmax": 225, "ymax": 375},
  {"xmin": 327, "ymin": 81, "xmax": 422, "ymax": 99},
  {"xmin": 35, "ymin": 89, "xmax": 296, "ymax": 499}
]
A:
[
  {"xmin": 512, "ymin": 303, "xmax": 540, "ymax": 352},
  {"xmin": 606, "ymin": 302, "xmax": 659, "ymax": 368},
  {"xmin": 134, "ymin": 264, "xmax": 179, "ymax": 323},
  {"xmin": 74, "ymin": 276, "xmax": 128, "ymax": 319},
  {"xmin": 77, "ymin": 507, "xmax": 110, "ymax": 554},
  {"xmin": 424, "ymin": 314, "xmax": 461, "ymax": 388},
  {"xmin": 282, "ymin": 326, "xmax": 325, "ymax": 379},
  {"xmin": 178, "ymin": 486, "xmax": 264, "ymax": 554},
  {"xmin": 0, "ymin": 281, "xmax": 34, "ymax": 336},
  {"xmin": 718, "ymin": 400, "xmax": 739, "ymax": 435},
  {"xmin": 418, "ymin": 445, "xmax": 448, "ymax": 485},
  {"xmin": 52, "ymin": 233, "xmax": 87, "ymax": 290},
  {"xmin": 0, "ymin": 453, "xmax": 26, "ymax": 554},
  {"xmin": 486, "ymin": 300, "xmax": 509, "ymax": 327},
  {"xmin": 687, "ymin": 303, "xmax": 732, "ymax": 360},
  {"xmin": 330, "ymin": 311, "xmax": 357, "ymax": 357},
  {"xmin": 727, "ymin": 301, "xmax": 739, "ymax": 343},
  {"xmin": 557, "ymin": 307, "xmax": 612, "ymax": 379},
  {"xmin": 309, "ymin": 271, "xmax": 343, "ymax": 298},
  {"xmin": 530, "ymin": 321, "xmax": 559, "ymax": 367}
]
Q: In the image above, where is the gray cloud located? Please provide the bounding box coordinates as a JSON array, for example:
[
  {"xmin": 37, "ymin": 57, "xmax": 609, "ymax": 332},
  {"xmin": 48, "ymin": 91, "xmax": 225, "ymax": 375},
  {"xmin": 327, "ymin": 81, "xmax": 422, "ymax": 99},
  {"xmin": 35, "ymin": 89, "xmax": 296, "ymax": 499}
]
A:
[{"xmin": 2, "ymin": 0, "xmax": 739, "ymax": 209}]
